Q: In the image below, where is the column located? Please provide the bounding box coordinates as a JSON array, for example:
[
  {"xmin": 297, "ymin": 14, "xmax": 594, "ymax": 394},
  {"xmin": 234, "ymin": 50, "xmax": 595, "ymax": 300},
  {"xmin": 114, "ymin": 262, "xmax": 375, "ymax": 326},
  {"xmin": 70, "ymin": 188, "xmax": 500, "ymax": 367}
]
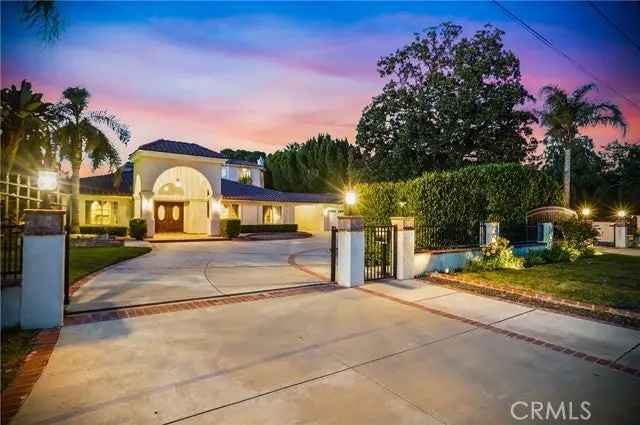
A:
[
  {"xmin": 21, "ymin": 209, "xmax": 66, "ymax": 329},
  {"xmin": 391, "ymin": 217, "xmax": 415, "ymax": 280},
  {"xmin": 336, "ymin": 216, "xmax": 364, "ymax": 288},
  {"xmin": 209, "ymin": 197, "xmax": 221, "ymax": 236},
  {"xmin": 140, "ymin": 190, "xmax": 155, "ymax": 237},
  {"xmin": 481, "ymin": 222, "xmax": 500, "ymax": 245},
  {"xmin": 540, "ymin": 222, "xmax": 554, "ymax": 249},
  {"xmin": 614, "ymin": 221, "xmax": 628, "ymax": 248}
]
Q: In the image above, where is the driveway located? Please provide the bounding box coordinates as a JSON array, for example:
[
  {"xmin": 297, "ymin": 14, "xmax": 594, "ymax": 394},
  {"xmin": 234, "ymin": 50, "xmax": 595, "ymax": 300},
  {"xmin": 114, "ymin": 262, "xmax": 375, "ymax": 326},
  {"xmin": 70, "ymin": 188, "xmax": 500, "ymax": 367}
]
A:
[
  {"xmin": 14, "ymin": 280, "xmax": 640, "ymax": 424},
  {"xmin": 68, "ymin": 233, "xmax": 331, "ymax": 312}
]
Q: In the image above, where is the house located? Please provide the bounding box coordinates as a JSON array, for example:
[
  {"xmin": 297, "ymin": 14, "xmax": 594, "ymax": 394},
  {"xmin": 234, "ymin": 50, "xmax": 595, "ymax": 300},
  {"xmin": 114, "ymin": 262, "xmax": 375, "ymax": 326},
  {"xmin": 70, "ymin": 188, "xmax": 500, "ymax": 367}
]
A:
[{"xmin": 78, "ymin": 139, "xmax": 341, "ymax": 237}]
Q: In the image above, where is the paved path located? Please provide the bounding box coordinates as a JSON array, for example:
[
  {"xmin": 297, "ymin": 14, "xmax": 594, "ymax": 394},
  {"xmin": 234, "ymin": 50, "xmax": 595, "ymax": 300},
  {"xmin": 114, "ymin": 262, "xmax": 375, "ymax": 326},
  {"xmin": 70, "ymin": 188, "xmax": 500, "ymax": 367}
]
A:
[
  {"xmin": 15, "ymin": 280, "xmax": 640, "ymax": 424},
  {"xmin": 598, "ymin": 246, "xmax": 640, "ymax": 256},
  {"xmin": 68, "ymin": 234, "xmax": 331, "ymax": 312}
]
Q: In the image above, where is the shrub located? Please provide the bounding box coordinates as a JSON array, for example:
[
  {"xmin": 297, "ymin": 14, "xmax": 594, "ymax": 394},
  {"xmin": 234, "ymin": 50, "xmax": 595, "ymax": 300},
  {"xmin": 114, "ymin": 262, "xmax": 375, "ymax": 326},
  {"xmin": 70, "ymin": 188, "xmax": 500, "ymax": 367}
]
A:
[
  {"xmin": 79, "ymin": 226, "xmax": 128, "ymax": 237},
  {"xmin": 524, "ymin": 249, "xmax": 549, "ymax": 267},
  {"xmin": 465, "ymin": 237, "xmax": 524, "ymax": 271},
  {"xmin": 558, "ymin": 219, "xmax": 599, "ymax": 254},
  {"xmin": 545, "ymin": 241, "xmax": 581, "ymax": 263},
  {"xmin": 355, "ymin": 163, "xmax": 561, "ymax": 227},
  {"xmin": 220, "ymin": 219, "xmax": 241, "ymax": 238},
  {"xmin": 129, "ymin": 219, "xmax": 147, "ymax": 240},
  {"xmin": 240, "ymin": 224, "xmax": 298, "ymax": 233}
]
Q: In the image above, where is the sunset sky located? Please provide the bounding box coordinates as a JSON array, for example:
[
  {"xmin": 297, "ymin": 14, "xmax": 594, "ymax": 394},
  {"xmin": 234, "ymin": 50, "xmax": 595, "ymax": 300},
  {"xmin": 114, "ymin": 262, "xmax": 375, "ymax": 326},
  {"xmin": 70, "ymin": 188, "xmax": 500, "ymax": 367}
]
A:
[{"xmin": 2, "ymin": 1, "xmax": 639, "ymax": 176}]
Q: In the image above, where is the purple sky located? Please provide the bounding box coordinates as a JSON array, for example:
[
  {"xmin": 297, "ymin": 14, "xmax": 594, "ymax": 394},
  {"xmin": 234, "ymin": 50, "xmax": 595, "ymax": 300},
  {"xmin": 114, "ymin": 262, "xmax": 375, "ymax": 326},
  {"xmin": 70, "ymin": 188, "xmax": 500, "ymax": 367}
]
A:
[{"xmin": 2, "ymin": 1, "xmax": 639, "ymax": 175}]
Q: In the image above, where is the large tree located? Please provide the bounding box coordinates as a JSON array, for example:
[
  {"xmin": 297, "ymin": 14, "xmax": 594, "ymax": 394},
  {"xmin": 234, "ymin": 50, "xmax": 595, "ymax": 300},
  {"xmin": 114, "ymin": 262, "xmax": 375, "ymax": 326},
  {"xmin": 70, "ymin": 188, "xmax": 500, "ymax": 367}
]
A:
[
  {"xmin": 356, "ymin": 23, "xmax": 537, "ymax": 181},
  {"xmin": 57, "ymin": 87, "xmax": 130, "ymax": 233},
  {"xmin": 601, "ymin": 141, "xmax": 640, "ymax": 207},
  {"xmin": 266, "ymin": 133, "xmax": 363, "ymax": 193},
  {"xmin": 539, "ymin": 83, "xmax": 626, "ymax": 207},
  {"xmin": 220, "ymin": 149, "xmax": 266, "ymax": 164}
]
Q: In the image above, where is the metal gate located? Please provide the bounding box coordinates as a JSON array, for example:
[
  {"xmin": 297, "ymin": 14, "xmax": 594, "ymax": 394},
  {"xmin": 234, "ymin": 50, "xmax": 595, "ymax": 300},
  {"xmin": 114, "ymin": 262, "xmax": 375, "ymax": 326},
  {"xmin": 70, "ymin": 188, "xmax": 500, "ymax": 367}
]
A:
[
  {"xmin": 364, "ymin": 224, "xmax": 397, "ymax": 281},
  {"xmin": 1, "ymin": 224, "xmax": 24, "ymax": 286},
  {"xmin": 330, "ymin": 226, "xmax": 337, "ymax": 282}
]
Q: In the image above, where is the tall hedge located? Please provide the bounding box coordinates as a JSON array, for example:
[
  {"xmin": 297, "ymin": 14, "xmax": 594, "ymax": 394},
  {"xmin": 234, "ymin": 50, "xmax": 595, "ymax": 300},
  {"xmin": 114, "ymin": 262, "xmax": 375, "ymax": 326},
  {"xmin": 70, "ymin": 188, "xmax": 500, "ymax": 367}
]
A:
[{"xmin": 354, "ymin": 164, "xmax": 561, "ymax": 227}]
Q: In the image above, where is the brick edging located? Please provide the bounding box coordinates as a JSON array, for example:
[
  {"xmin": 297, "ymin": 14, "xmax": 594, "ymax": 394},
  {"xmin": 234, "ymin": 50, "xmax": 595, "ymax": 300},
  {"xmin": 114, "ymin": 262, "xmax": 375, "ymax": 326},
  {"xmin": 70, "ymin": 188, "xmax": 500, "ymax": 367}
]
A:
[
  {"xmin": 427, "ymin": 272, "xmax": 640, "ymax": 321},
  {"xmin": 65, "ymin": 284, "xmax": 339, "ymax": 326},
  {"xmin": 1, "ymin": 328, "xmax": 60, "ymax": 424},
  {"xmin": 357, "ymin": 287, "xmax": 640, "ymax": 379},
  {"xmin": 287, "ymin": 249, "xmax": 331, "ymax": 282}
]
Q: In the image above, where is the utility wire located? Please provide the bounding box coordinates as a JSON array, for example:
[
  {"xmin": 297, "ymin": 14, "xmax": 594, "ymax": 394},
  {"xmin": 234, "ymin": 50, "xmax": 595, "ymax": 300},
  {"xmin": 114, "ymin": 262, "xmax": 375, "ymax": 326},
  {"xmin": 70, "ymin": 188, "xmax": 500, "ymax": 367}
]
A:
[
  {"xmin": 588, "ymin": 1, "xmax": 640, "ymax": 54},
  {"xmin": 491, "ymin": 0, "xmax": 640, "ymax": 112}
]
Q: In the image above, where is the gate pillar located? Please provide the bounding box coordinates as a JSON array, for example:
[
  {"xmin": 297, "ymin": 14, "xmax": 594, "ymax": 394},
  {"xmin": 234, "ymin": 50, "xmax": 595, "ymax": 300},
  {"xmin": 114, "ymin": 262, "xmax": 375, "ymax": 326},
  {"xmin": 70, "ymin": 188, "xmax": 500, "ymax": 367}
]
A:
[
  {"xmin": 391, "ymin": 217, "xmax": 415, "ymax": 280},
  {"xmin": 20, "ymin": 209, "xmax": 66, "ymax": 329},
  {"xmin": 336, "ymin": 216, "xmax": 364, "ymax": 288}
]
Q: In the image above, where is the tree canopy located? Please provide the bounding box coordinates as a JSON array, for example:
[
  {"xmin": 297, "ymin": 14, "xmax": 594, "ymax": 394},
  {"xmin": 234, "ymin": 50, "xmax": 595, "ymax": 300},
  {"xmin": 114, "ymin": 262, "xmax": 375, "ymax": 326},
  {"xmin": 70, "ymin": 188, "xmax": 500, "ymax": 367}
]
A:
[
  {"xmin": 220, "ymin": 148, "xmax": 266, "ymax": 164},
  {"xmin": 356, "ymin": 22, "xmax": 537, "ymax": 181},
  {"xmin": 266, "ymin": 133, "xmax": 363, "ymax": 193}
]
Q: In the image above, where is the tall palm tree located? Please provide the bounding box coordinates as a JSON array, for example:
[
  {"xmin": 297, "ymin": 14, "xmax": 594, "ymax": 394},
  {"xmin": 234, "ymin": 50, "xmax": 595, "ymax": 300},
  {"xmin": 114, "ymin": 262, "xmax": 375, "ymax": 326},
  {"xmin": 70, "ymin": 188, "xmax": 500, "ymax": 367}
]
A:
[
  {"xmin": 1, "ymin": 80, "xmax": 51, "ymax": 174},
  {"xmin": 57, "ymin": 87, "xmax": 130, "ymax": 233},
  {"xmin": 539, "ymin": 83, "xmax": 626, "ymax": 207}
]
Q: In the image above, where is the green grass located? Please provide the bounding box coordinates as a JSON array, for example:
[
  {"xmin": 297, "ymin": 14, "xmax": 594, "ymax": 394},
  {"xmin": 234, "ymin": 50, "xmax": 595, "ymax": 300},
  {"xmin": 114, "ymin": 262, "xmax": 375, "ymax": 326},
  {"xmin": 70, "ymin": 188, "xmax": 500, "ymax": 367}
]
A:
[
  {"xmin": 70, "ymin": 246, "xmax": 151, "ymax": 283},
  {"xmin": 1, "ymin": 328, "xmax": 36, "ymax": 390},
  {"xmin": 462, "ymin": 254, "xmax": 640, "ymax": 310}
]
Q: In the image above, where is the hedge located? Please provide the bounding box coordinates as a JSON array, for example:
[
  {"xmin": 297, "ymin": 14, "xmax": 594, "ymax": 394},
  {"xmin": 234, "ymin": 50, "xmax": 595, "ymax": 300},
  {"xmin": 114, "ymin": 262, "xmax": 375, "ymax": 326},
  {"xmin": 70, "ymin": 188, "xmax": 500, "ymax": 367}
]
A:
[
  {"xmin": 220, "ymin": 219, "xmax": 241, "ymax": 238},
  {"xmin": 79, "ymin": 226, "xmax": 128, "ymax": 237},
  {"xmin": 354, "ymin": 164, "xmax": 561, "ymax": 228},
  {"xmin": 129, "ymin": 219, "xmax": 147, "ymax": 240},
  {"xmin": 240, "ymin": 224, "xmax": 298, "ymax": 233}
]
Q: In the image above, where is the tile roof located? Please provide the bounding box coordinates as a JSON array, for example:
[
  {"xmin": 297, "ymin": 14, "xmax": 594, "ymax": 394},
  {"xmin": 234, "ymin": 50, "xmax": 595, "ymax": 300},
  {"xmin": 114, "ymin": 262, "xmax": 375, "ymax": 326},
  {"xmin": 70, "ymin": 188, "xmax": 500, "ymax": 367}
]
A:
[
  {"xmin": 136, "ymin": 139, "xmax": 225, "ymax": 159},
  {"xmin": 79, "ymin": 168, "xmax": 339, "ymax": 204},
  {"xmin": 225, "ymin": 158, "xmax": 263, "ymax": 167}
]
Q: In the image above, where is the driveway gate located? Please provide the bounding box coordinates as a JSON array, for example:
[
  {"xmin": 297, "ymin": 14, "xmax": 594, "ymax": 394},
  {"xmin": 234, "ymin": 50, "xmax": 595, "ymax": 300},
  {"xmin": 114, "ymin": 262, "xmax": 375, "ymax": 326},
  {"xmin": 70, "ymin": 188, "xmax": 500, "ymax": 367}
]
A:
[{"xmin": 364, "ymin": 224, "xmax": 397, "ymax": 281}]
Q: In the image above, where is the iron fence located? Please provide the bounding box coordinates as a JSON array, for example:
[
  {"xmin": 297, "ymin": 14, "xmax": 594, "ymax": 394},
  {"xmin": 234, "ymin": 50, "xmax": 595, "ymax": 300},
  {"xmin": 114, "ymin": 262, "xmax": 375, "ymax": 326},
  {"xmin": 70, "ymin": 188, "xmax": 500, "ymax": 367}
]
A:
[
  {"xmin": 364, "ymin": 225, "xmax": 397, "ymax": 280},
  {"xmin": 1, "ymin": 224, "xmax": 24, "ymax": 285},
  {"xmin": 415, "ymin": 224, "xmax": 480, "ymax": 251},
  {"xmin": 499, "ymin": 223, "xmax": 539, "ymax": 244}
]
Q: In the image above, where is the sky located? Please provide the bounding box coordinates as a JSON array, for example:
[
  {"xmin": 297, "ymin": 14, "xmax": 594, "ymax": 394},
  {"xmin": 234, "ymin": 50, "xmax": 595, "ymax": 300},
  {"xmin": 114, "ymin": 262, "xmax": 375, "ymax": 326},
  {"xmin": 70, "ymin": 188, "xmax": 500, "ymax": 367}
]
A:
[{"xmin": 2, "ymin": 1, "xmax": 640, "ymax": 176}]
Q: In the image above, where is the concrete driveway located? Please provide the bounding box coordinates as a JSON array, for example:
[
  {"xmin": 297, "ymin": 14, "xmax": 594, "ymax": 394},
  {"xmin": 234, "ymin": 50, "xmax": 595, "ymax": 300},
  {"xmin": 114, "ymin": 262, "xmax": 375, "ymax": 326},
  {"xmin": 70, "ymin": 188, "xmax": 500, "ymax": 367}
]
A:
[
  {"xmin": 15, "ymin": 281, "xmax": 640, "ymax": 425},
  {"xmin": 68, "ymin": 233, "xmax": 331, "ymax": 312}
]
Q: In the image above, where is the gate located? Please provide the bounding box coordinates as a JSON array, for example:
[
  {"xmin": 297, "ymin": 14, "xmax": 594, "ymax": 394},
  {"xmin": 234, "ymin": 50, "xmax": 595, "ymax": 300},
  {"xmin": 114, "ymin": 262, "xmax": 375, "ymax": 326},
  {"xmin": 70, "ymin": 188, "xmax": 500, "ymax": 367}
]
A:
[
  {"xmin": 330, "ymin": 226, "xmax": 337, "ymax": 282},
  {"xmin": 364, "ymin": 224, "xmax": 397, "ymax": 281},
  {"xmin": 1, "ymin": 224, "xmax": 24, "ymax": 286}
]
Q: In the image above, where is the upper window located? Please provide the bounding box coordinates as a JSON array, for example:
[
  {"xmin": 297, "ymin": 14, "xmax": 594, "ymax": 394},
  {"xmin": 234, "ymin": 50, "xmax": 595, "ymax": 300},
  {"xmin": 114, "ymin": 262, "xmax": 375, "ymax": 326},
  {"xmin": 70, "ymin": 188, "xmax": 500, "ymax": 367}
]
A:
[
  {"xmin": 262, "ymin": 205, "xmax": 282, "ymax": 224},
  {"xmin": 86, "ymin": 201, "xmax": 118, "ymax": 225},
  {"xmin": 239, "ymin": 168, "xmax": 252, "ymax": 185}
]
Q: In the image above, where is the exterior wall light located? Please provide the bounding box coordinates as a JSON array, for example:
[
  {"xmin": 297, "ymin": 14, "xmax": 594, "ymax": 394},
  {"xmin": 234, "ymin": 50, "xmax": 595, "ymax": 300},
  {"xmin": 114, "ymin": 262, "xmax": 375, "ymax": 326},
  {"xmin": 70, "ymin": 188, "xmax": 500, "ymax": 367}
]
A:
[
  {"xmin": 345, "ymin": 190, "xmax": 357, "ymax": 215},
  {"xmin": 37, "ymin": 169, "xmax": 58, "ymax": 209},
  {"xmin": 175, "ymin": 178, "xmax": 182, "ymax": 188}
]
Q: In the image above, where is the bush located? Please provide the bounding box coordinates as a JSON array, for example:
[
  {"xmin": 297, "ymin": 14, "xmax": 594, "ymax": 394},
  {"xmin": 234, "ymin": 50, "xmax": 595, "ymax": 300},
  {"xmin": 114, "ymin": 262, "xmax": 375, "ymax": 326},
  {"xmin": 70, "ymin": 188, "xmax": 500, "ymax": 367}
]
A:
[
  {"xmin": 79, "ymin": 226, "xmax": 128, "ymax": 237},
  {"xmin": 355, "ymin": 163, "xmax": 561, "ymax": 227},
  {"xmin": 465, "ymin": 237, "xmax": 524, "ymax": 271},
  {"xmin": 220, "ymin": 219, "xmax": 241, "ymax": 238},
  {"xmin": 524, "ymin": 249, "xmax": 548, "ymax": 267},
  {"xmin": 545, "ymin": 241, "xmax": 581, "ymax": 263},
  {"xmin": 129, "ymin": 219, "xmax": 147, "ymax": 240},
  {"xmin": 558, "ymin": 219, "xmax": 599, "ymax": 254},
  {"xmin": 240, "ymin": 224, "xmax": 298, "ymax": 233}
]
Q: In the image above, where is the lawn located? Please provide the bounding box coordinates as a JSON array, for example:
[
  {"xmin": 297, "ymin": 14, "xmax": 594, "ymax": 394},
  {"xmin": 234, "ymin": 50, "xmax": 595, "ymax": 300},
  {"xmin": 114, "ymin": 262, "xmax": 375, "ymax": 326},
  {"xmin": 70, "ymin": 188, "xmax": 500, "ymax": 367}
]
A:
[
  {"xmin": 462, "ymin": 253, "xmax": 640, "ymax": 310},
  {"xmin": 70, "ymin": 246, "xmax": 151, "ymax": 283},
  {"xmin": 1, "ymin": 328, "xmax": 35, "ymax": 390}
]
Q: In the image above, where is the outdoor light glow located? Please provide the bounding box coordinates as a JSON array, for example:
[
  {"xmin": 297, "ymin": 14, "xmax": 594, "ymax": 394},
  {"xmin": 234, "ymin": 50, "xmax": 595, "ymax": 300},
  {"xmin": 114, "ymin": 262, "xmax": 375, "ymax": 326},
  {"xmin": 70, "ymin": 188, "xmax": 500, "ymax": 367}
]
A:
[
  {"xmin": 345, "ymin": 191, "xmax": 357, "ymax": 206},
  {"xmin": 175, "ymin": 178, "xmax": 182, "ymax": 188},
  {"xmin": 617, "ymin": 210, "xmax": 627, "ymax": 218},
  {"xmin": 581, "ymin": 208, "xmax": 591, "ymax": 217},
  {"xmin": 37, "ymin": 170, "xmax": 58, "ymax": 191}
]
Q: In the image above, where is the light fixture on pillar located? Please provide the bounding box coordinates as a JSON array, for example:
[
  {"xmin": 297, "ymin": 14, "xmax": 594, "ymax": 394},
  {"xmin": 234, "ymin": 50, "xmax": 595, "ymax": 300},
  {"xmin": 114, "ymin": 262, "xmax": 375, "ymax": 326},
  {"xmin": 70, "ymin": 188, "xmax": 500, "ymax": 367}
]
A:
[
  {"xmin": 345, "ymin": 190, "xmax": 357, "ymax": 215},
  {"xmin": 617, "ymin": 210, "xmax": 627, "ymax": 218},
  {"xmin": 37, "ymin": 169, "xmax": 58, "ymax": 209}
]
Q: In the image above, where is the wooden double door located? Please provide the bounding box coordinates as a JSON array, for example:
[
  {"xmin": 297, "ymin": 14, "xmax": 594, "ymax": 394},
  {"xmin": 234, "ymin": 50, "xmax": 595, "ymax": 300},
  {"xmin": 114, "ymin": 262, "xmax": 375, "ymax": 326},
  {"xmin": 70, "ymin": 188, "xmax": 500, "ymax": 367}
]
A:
[{"xmin": 155, "ymin": 202, "xmax": 184, "ymax": 233}]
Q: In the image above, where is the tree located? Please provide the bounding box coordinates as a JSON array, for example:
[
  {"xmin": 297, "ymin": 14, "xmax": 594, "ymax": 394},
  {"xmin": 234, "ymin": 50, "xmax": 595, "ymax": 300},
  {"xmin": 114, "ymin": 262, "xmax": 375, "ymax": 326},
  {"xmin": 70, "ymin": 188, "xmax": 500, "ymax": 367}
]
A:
[
  {"xmin": 601, "ymin": 141, "xmax": 640, "ymax": 207},
  {"xmin": 57, "ymin": 87, "xmax": 130, "ymax": 233},
  {"xmin": 1, "ymin": 80, "xmax": 52, "ymax": 174},
  {"xmin": 220, "ymin": 149, "xmax": 266, "ymax": 164},
  {"xmin": 542, "ymin": 136, "xmax": 607, "ymax": 207},
  {"xmin": 356, "ymin": 23, "xmax": 537, "ymax": 181},
  {"xmin": 266, "ymin": 133, "xmax": 363, "ymax": 193},
  {"xmin": 21, "ymin": 0, "xmax": 62, "ymax": 43},
  {"xmin": 538, "ymin": 83, "xmax": 626, "ymax": 207}
]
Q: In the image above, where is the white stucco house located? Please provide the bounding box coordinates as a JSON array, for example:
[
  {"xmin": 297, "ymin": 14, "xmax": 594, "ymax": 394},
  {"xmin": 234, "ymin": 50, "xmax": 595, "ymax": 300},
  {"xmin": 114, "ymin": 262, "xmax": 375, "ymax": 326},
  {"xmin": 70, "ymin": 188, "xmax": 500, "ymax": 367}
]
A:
[{"xmin": 78, "ymin": 139, "xmax": 341, "ymax": 237}]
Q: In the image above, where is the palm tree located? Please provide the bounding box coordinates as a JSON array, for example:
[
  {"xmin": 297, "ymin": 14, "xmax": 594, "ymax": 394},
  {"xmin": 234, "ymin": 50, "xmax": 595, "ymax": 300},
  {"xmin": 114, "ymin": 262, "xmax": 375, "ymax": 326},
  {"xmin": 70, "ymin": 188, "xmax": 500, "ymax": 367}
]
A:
[
  {"xmin": 539, "ymin": 83, "xmax": 626, "ymax": 207},
  {"xmin": 21, "ymin": 0, "xmax": 62, "ymax": 43},
  {"xmin": 57, "ymin": 87, "xmax": 130, "ymax": 233},
  {"xmin": 1, "ymin": 80, "xmax": 51, "ymax": 174}
]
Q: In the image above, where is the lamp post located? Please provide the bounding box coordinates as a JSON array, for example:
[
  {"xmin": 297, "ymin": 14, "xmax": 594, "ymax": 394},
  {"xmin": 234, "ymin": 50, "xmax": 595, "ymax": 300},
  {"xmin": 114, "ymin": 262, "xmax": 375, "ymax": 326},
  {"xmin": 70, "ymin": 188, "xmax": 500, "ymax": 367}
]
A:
[
  {"xmin": 345, "ymin": 190, "xmax": 357, "ymax": 215},
  {"xmin": 37, "ymin": 169, "xmax": 58, "ymax": 209}
]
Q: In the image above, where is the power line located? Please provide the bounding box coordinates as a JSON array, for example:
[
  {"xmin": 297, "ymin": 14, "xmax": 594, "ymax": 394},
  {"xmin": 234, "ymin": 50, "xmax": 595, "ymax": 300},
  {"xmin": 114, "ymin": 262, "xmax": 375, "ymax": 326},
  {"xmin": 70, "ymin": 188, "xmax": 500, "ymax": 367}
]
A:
[
  {"xmin": 588, "ymin": 1, "xmax": 640, "ymax": 54},
  {"xmin": 491, "ymin": 0, "xmax": 640, "ymax": 112}
]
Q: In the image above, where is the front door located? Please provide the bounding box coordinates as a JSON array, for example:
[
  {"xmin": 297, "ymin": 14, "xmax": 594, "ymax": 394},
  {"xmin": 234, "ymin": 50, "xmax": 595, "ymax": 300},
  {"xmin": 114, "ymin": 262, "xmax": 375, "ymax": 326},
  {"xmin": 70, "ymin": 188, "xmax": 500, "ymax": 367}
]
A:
[{"xmin": 155, "ymin": 202, "xmax": 184, "ymax": 233}]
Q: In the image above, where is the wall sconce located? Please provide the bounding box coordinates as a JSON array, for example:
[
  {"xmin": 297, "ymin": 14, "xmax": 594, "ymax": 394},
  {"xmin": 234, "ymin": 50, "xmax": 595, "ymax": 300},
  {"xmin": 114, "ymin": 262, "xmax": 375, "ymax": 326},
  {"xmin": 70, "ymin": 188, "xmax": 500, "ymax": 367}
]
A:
[{"xmin": 175, "ymin": 178, "xmax": 182, "ymax": 188}]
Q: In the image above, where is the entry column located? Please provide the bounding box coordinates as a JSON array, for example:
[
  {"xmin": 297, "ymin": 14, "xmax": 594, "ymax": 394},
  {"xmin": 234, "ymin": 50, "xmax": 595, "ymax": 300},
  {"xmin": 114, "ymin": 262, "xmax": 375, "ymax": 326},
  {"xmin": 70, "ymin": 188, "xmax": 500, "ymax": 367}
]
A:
[
  {"xmin": 140, "ymin": 190, "xmax": 155, "ymax": 237},
  {"xmin": 390, "ymin": 217, "xmax": 415, "ymax": 280},
  {"xmin": 208, "ymin": 197, "xmax": 221, "ymax": 236},
  {"xmin": 336, "ymin": 216, "xmax": 364, "ymax": 287}
]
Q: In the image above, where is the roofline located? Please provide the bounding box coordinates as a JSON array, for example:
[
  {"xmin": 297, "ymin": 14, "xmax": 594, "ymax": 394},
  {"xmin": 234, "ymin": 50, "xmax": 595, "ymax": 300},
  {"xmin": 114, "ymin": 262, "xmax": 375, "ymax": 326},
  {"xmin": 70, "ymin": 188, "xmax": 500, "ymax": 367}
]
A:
[{"xmin": 130, "ymin": 149, "xmax": 227, "ymax": 164}]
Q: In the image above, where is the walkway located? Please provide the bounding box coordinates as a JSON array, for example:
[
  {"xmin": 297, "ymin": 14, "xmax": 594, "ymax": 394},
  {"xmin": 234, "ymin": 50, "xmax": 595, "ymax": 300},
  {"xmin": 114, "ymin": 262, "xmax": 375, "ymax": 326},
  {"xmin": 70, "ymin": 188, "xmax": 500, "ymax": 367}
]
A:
[{"xmin": 13, "ymin": 280, "xmax": 640, "ymax": 424}]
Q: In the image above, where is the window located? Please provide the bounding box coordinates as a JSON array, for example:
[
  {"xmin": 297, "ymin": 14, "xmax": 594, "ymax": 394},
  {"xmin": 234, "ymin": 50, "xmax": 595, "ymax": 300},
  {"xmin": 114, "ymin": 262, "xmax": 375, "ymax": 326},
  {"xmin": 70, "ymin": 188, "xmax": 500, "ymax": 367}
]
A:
[
  {"xmin": 239, "ymin": 168, "xmax": 252, "ymax": 185},
  {"xmin": 221, "ymin": 166, "xmax": 229, "ymax": 179},
  {"xmin": 262, "ymin": 205, "xmax": 282, "ymax": 224},
  {"xmin": 222, "ymin": 203, "xmax": 239, "ymax": 219},
  {"xmin": 86, "ymin": 201, "xmax": 118, "ymax": 225}
]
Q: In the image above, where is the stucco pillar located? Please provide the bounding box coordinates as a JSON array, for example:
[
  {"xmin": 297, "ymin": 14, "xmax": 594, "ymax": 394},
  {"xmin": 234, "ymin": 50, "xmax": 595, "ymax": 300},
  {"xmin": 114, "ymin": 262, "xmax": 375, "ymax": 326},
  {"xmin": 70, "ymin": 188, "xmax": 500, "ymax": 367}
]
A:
[
  {"xmin": 140, "ymin": 190, "xmax": 155, "ymax": 237},
  {"xmin": 614, "ymin": 221, "xmax": 628, "ymax": 248},
  {"xmin": 390, "ymin": 217, "xmax": 415, "ymax": 280},
  {"xmin": 20, "ymin": 209, "xmax": 65, "ymax": 329},
  {"xmin": 336, "ymin": 216, "xmax": 364, "ymax": 288},
  {"xmin": 540, "ymin": 222, "xmax": 554, "ymax": 248},
  {"xmin": 481, "ymin": 222, "xmax": 499, "ymax": 245},
  {"xmin": 209, "ymin": 197, "xmax": 221, "ymax": 236}
]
